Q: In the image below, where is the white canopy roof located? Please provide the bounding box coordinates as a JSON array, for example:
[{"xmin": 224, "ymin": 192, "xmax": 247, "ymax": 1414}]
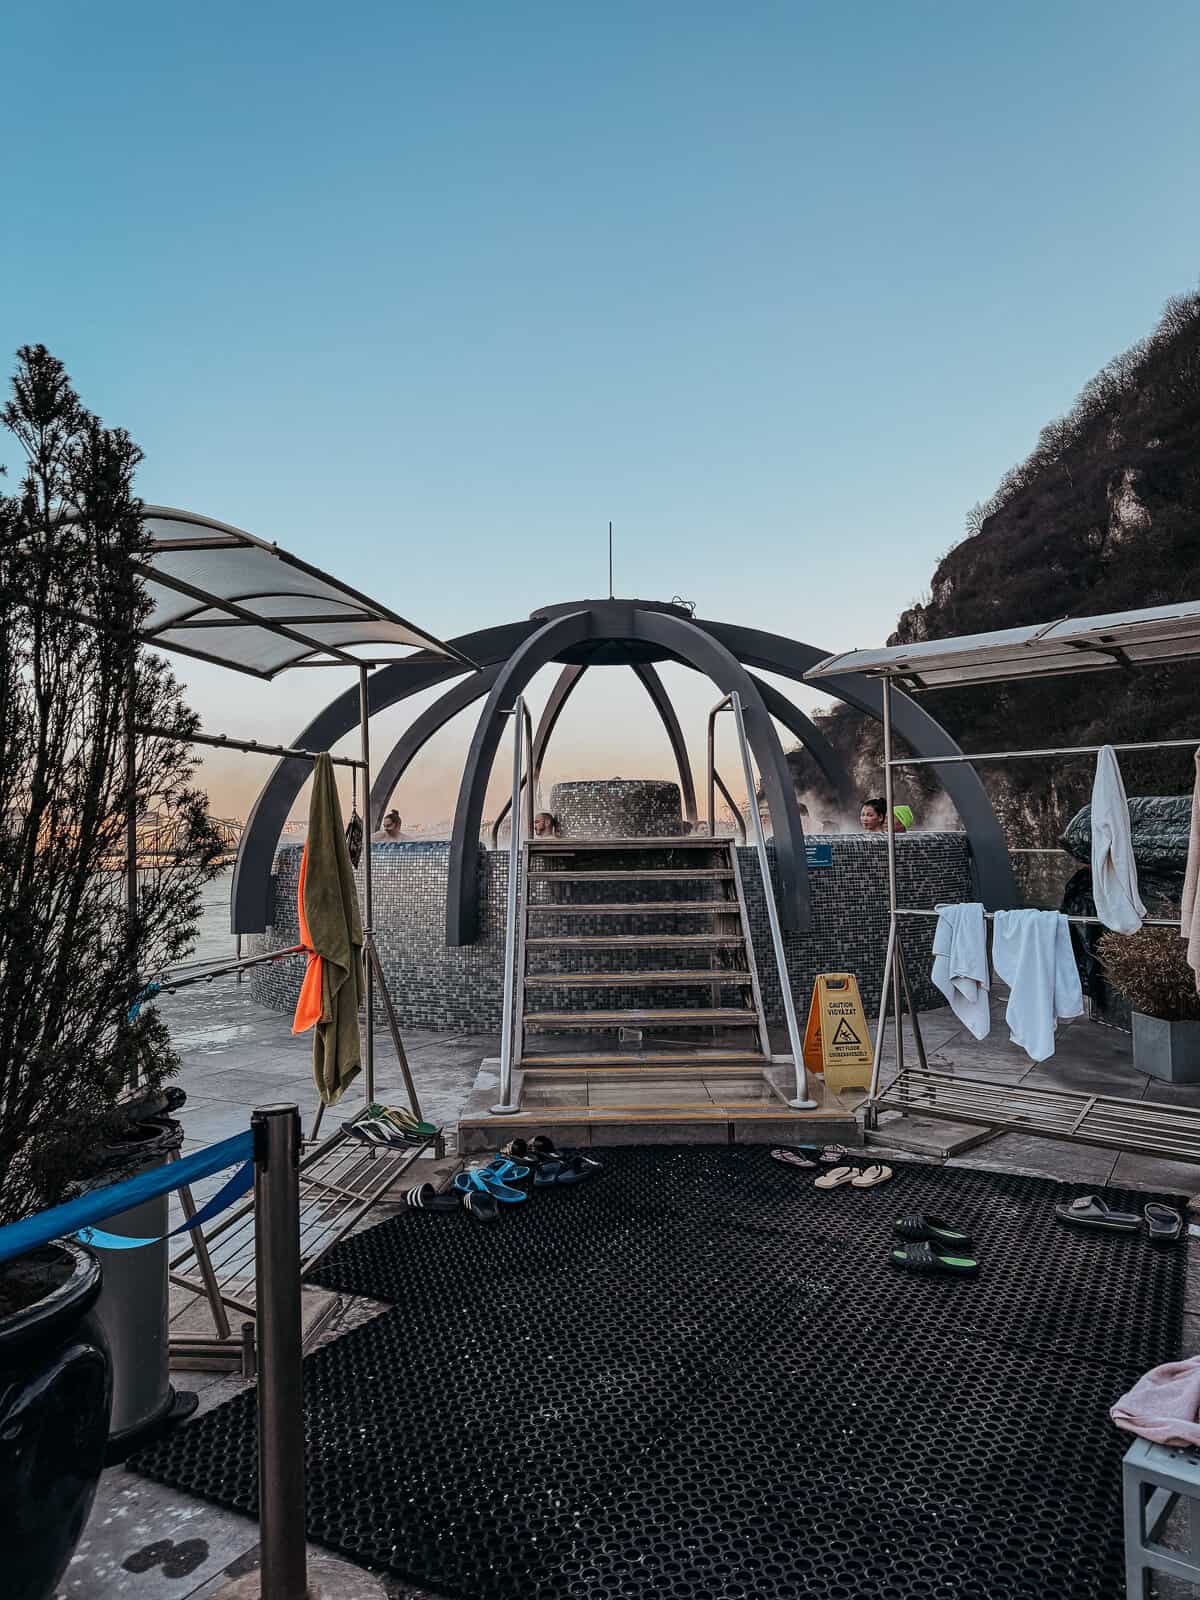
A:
[
  {"xmin": 804, "ymin": 600, "xmax": 1200, "ymax": 691},
  {"xmin": 132, "ymin": 507, "xmax": 474, "ymax": 679}
]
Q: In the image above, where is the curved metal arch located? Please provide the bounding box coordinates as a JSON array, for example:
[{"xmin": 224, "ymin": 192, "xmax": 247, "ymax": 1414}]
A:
[
  {"xmin": 625, "ymin": 609, "xmax": 811, "ymax": 931},
  {"xmin": 369, "ymin": 666, "xmax": 503, "ymax": 829},
  {"xmin": 448, "ymin": 611, "xmax": 595, "ymax": 944},
  {"xmin": 230, "ymin": 618, "xmax": 539, "ymax": 932},
  {"xmin": 491, "ymin": 659, "xmax": 699, "ymax": 839},
  {"xmin": 631, "ymin": 663, "xmax": 698, "ymax": 823},
  {"xmin": 490, "ymin": 663, "xmax": 589, "ymax": 843},
  {"xmin": 747, "ymin": 674, "xmax": 856, "ymax": 814},
  {"xmin": 697, "ymin": 618, "xmax": 1019, "ymax": 909}
]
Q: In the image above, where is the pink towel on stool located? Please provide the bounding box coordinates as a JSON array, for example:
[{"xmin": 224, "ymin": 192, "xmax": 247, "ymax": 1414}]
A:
[{"xmin": 1111, "ymin": 1354, "xmax": 1200, "ymax": 1447}]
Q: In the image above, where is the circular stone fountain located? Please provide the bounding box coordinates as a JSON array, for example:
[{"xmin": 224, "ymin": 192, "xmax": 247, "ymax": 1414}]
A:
[{"xmin": 548, "ymin": 778, "xmax": 684, "ymax": 839}]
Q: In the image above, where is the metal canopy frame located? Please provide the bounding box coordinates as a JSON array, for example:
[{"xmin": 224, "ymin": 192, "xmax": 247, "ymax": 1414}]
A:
[
  {"xmin": 134, "ymin": 505, "xmax": 478, "ymax": 679},
  {"xmin": 112, "ymin": 505, "xmax": 468, "ymax": 1358},
  {"xmin": 804, "ymin": 603, "xmax": 1200, "ymax": 1164}
]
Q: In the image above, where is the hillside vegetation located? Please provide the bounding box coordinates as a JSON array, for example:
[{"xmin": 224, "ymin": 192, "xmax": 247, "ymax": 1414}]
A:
[{"xmin": 809, "ymin": 288, "xmax": 1200, "ymax": 844}]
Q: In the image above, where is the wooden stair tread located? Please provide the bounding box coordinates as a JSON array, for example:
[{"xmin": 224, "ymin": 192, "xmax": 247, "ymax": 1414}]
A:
[
  {"xmin": 527, "ymin": 901, "xmax": 734, "ymax": 915},
  {"xmin": 529, "ymin": 836, "xmax": 727, "ymax": 851},
  {"xmin": 524, "ymin": 1007, "xmax": 761, "ymax": 1027},
  {"xmin": 529, "ymin": 869, "xmax": 734, "ymax": 881},
  {"xmin": 527, "ymin": 934, "xmax": 743, "ymax": 948},
  {"xmin": 526, "ymin": 970, "xmax": 754, "ymax": 988},
  {"xmin": 521, "ymin": 1051, "xmax": 769, "ymax": 1068}
]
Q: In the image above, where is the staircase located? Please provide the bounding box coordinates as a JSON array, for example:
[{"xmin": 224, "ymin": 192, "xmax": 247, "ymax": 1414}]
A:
[
  {"xmin": 457, "ymin": 836, "xmax": 859, "ymax": 1151},
  {"xmin": 521, "ymin": 836, "xmax": 770, "ymax": 1066}
]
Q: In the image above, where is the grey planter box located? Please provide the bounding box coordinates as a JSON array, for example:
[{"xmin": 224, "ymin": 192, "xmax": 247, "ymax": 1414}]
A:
[{"xmin": 1132, "ymin": 1010, "xmax": 1200, "ymax": 1084}]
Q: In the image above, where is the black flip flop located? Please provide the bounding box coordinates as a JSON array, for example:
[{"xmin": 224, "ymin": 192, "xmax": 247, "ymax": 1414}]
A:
[
  {"xmin": 1144, "ymin": 1203, "xmax": 1184, "ymax": 1244},
  {"xmin": 1054, "ymin": 1194, "xmax": 1140, "ymax": 1233},
  {"xmin": 404, "ymin": 1183, "xmax": 460, "ymax": 1213},
  {"xmin": 890, "ymin": 1239, "xmax": 979, "ymax": 1276},
  {"xmin": 894, "ymin": 1214, "xmax": 973, "ymax": 1250},
  {"xmin": 462, "ymin": 1188, "xmax": 499, "ymax": 1222}
]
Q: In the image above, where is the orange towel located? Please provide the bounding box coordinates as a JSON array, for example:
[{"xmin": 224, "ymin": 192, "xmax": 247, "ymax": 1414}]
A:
[{"xmin": 292, "ymin": 841, "xmax": 324, "ymax": 1033}]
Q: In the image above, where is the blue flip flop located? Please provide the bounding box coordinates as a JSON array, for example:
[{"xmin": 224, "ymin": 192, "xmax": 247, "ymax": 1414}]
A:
[
  {"xmin": 480, "ymin": 1158, "xmax": 530, "ymax": 1182},
  {"xmin": 454, "ymin": 1167, "xmax": 527, "ymax": 1203}
]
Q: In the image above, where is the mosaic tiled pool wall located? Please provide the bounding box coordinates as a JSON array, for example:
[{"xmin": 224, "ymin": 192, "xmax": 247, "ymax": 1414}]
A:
[{"xmin": 249, "ymin": 834, "xmax": 972, "ymax": 1028}]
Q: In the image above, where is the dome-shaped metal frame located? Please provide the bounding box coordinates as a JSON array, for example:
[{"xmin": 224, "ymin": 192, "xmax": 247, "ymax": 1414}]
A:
[{"xmin": 230, "ymin": 600, "xmax": 1018, "ymax": 941}]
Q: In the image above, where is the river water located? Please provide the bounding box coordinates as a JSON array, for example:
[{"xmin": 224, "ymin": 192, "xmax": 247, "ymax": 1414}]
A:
[{"xmin": 154, "ymin": 871, "xmax": 263, "ymax": 1054}]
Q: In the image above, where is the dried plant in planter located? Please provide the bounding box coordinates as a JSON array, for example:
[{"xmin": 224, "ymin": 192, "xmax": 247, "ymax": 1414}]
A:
[
  {"xmin": 1096, "ymin": 927, "xmax": 1200, "ymax": 1023},
  {"xmin": 0, "ymin": 346, "xmax": 224, "ymax": 1224}
]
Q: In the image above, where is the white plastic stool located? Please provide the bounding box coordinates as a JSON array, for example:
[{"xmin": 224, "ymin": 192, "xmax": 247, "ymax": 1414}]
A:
[{"xmin": 1124, "ymin": 1435, "xmax": 1200, "ymax": 1596}]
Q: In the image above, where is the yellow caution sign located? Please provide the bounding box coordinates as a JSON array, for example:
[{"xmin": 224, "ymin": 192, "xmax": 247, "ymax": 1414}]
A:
[{"xmin": 801, "ymin": 973, "xmax": 874, "ymax": 1094}]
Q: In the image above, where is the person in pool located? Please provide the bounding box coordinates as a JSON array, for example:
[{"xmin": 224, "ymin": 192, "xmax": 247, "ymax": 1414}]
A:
[
  {"xmin": 861, "ymin": 797, "xmax": 907, "ymax": 833},
  {"xmin": 532, "ymin": 812, "xmax": 559, "ymax": 838}
]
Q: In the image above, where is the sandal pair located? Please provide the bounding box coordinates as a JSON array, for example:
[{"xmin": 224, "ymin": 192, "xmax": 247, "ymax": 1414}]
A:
[
  {"xmin": 814, "ymin": 1164, "xmax": 893, "ymax": 1190},
  {"xmin": 890, "ymin": 1213, "xmax": 978, "ymax": 1276}
]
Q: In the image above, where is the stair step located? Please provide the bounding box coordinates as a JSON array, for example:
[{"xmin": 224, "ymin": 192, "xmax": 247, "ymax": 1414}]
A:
[
  {"xmin": 529, "ymin": 835, "xmax": 727, "ymax": 851},
  {"xmin": 521, "ymin": 1050, "xmax": 768, "ymax": 1068},
  {"xmin": 527, "ymin": 933, "xmax": 744, "ymax": 949},
  {"xmin": 524, "ymin": 1008, "xmax": 761, "ymax": 1029},
  {"xmin": 526, "ymin": 970, "xmax": 754, "ymax": 989},
  {"xmin": 527, "ymin": 900, "xmax": 735, "ymax": 916},
  {"xmin": 529, "ymin": 869, "xmax": 734, "ymax": 882}
]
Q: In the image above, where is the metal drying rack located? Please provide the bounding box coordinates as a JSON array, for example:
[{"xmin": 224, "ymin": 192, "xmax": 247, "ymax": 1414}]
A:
[{"xmin": 804, "ymin": 600, "xmax": 1200, "ymax": 1166}]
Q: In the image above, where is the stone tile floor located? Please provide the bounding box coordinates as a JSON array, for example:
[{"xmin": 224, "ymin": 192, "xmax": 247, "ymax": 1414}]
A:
[{"xmin": 62, "ymin": 986, "xmax": 1200, "ymax": 1598}]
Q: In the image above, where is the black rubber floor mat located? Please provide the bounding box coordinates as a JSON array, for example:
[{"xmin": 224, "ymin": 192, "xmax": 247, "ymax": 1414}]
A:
[{"xmin": 131, "ymin": 1147, "xmax": 1187, "ymax": 1600}]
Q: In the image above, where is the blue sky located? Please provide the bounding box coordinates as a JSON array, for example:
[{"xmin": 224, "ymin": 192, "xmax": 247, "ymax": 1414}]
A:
[{"xmin": 4, "ymin": 2, "xmax": 1200, "ymax": 822}]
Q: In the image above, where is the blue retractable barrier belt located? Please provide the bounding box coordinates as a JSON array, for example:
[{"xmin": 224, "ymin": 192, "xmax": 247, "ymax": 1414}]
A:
[{"xmin": 0, "ymin": 1130, "xmax": 255, "ymax": 1266}]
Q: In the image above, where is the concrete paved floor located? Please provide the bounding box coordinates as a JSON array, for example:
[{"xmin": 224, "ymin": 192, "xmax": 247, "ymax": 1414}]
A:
[{"xmin": 62, "ymin": 986, "xmax": 1200, "ymax": 1598}]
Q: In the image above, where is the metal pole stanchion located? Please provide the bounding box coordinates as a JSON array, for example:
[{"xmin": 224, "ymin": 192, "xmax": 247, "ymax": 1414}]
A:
[
  {"xmin": 253, "ymin": 1105, "xmax": 307, "ymax": 1600},
  {"xmin": 359, "ymin": 667, "xmax": 375, "ymax": 1107},
  {"xmin": 881, "ymin": 677, "xmax": 904, "ymax": 1081},
  {"xmin": 492, "ymin": 698, "xmax": 524, "ymax": 1115}
]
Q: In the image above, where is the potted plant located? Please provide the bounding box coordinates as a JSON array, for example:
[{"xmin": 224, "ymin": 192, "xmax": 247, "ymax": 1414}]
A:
[
  {"xmin": 0, "ymin": 347, "xmax": 224, "ymax": 1588},
  {"xmin": 1097, "ymin": 927, "xmax": 1200, "ymax": 1083}
]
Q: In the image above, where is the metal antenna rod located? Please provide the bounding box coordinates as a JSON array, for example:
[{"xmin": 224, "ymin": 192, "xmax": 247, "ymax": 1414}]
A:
[{"xmin": 608, "ymin": 520, "xmax": 613, "ymax": 598}]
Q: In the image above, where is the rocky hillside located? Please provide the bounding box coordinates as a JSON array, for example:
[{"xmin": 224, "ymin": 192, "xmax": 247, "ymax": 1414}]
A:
[{"xmin": 806, "ymin": 288, "xmax": 1200, "ymax": 844}]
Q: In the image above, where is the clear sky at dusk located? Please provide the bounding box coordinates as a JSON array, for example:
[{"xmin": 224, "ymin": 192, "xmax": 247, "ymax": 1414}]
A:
[{"xmin": 4, "ymin": 2, "xmax": 1199, "ymax": 823}]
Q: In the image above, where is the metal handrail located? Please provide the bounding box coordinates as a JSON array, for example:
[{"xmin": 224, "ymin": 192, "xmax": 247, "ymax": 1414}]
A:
[
  {"xmin": 492, "ymin": 696, "xmax": 529, "ymax": 1114},
  {"xmin": 712, "ymin": 691, "xmax": 816, "ymax": 1109},
  {"xmin": 488, "ymin": 702, "xmax": 534, "ymax": 847}
]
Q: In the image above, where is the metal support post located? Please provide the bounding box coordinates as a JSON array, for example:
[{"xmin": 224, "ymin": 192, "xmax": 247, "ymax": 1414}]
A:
[
  {"xmin": 882, "ymin": 678, "xmax": 904, "ymax": 1082},
  {"xmin": 359, "ymin": 667, "xmax": 375, "ymax": 1107},
  {"xmin": 864, "ymin": 915, "xmax": 897, "ymax": 1128},
  {"xmin": 492, "ymin": 697, "xmax": 525, "ymax": 1115},
  {"xmin": 252, "ymin": 1104, "xmax": 307, "ymax": 1600},
  {"xmin": 729, "ymin": 692, "xmax": 816, "ymax": 1109}
]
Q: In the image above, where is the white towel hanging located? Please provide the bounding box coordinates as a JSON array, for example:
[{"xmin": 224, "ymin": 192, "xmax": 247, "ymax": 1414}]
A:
[
  {"xmin": 992, "ymin": 909, "xmax": 1084, "ymax": 1063},
  {"xmin": 1091, "ymin": 745, "xmax": 1146, "ymax": 935},
  {"xmin": 931, "ymin": 903, "xmax": 991, "ymax": 1039}
]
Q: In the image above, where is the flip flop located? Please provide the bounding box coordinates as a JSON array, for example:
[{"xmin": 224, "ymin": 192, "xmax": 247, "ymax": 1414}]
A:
[
  {"xmin": 771, "ymin": 1148, "xmax": 818, "ymax": 1170},
  {"xmin": 814, "ymin": 1165, "xmax": 857, "ymax": 1190},
  {"xmin": 462, "ymin": 1187, "xmax": 499, "ymax": 1223},
  {"xmin": 894, "ymin": 1214, "xmax": 973, "ymax": 1250},
  {"xmin": 545, "ymin": 1155, "xmax": 596, "ymax": 1186},
  {"xmin": 368, "ymin": 1104, "xmax": 439, "ymax": 1139},
  {"xmin": 850, "ymin": 1164, "xmax": 893, "ymax": 1189},
  {"xmin": 1144, "ymin": 1203, "xmax": 1184, "ymax": 1244},
  {"xmin": 819, "ymin": 1144, "xmax": 848, "ymax": 1165},
  {"xmin": 1054, "ymin": 1194, "xmax": 1140, "ymax": 1233},
  {"xmin": 454, "ymin": 1168, "xmax": 527, "ymax": 1203},
  {"xmin": 347, "ymin": 1120, "xmax": 409, "ymax": 1149},
  {"xmin": 890, "ymin": 1239, "xmax": 979, "ymax": 1276},
  {"xmin": 404, "ymin": 1183, "xmax": 460, "ymax": 1213},
  {"xmin": 480, "ymin": 1158, "xmax": 531, "ymax": 1182}
]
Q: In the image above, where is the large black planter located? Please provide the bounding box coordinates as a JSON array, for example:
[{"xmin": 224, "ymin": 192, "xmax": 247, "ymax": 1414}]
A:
[{"xmin": 0, "ymin": 1241, "xmax": 111, "ymax": 1600}]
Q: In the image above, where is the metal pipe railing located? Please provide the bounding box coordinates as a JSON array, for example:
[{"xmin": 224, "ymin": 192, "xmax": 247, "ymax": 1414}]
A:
[
  {"xmin": 726, "ymin": 692, "xmax": 816, "ymax": 1109},
  {"xmin": 889, "ymin": 734, "xmax": 1200, "ymax": 767},
  {"xmin": 491, "ymin": 697, "xmax": 527, "ymax": 1114},
  {"xmin": 135, "ymin": 723, "xmax": 366, "ymax": 769}
]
